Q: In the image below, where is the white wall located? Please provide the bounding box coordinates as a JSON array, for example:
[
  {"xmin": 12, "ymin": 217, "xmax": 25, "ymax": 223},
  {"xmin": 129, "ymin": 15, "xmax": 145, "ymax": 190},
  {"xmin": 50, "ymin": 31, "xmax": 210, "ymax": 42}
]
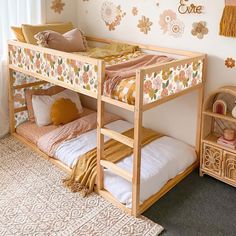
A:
[
  {"xmin": 45, "ymin": 0, "xmax": 78, "ymax": 26},
  {"xmin": 47, "ymin": 0, "xmax": 236, "ymax": 146}
]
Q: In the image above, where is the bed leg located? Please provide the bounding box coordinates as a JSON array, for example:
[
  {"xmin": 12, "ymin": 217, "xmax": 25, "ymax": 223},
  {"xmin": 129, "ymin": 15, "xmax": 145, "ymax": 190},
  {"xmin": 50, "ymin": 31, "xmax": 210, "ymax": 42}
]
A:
[
  {"xmin": 197, "ymin": 57, "xmax": 207, "ymax": 175},
  {"xmin": 8, "ymin": 68, "xmax": 16, "ymax": 134},
  {"xmin": 132, "ymin": 70, "xmax": 144, "ymax": 217},
  {"xmin": 97, "ymin": 61, "xmax": 105, "ymax": 191}
]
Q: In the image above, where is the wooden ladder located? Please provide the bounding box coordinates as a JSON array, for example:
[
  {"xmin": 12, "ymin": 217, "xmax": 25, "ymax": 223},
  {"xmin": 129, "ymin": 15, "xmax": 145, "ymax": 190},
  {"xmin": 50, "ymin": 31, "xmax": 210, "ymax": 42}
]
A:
[{"xmin": 97, "ymin": 61, "xmax": 144, "ymax": 217}]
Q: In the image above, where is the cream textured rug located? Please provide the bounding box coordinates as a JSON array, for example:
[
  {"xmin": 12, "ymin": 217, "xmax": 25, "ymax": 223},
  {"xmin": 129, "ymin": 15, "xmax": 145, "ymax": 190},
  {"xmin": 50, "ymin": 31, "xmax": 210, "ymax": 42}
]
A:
[{"xmin": 0, "ymin": 136, "xmax": 164, "ymax": 236}]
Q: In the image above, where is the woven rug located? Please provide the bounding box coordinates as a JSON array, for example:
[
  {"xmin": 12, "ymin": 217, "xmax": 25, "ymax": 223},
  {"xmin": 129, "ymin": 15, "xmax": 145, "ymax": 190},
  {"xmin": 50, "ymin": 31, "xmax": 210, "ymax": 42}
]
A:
[{"xmin": 0, "ymin": 136, "xmax": 164, "ymax": 236}]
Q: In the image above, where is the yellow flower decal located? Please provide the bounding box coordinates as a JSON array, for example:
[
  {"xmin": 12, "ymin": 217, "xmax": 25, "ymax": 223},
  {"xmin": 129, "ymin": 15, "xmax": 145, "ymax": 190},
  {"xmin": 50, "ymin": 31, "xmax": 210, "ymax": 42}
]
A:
[
  {"xmin": 137, "ymin": 16, "xmax": 153, "ymax": 34},
  {"xmin": 225, "ymin": 58, "xmax": 235, "ymax": 68},
  {"xmin": 51, "ymin": 0, "xmax": 65, "ymax": 14},
  {"xmin": 162, "ymin": 69, "xmax": 171, "ymax": 80},
  {"xmin": 193, "ymin": 62, "xmax": 199, "ymax": 71}
]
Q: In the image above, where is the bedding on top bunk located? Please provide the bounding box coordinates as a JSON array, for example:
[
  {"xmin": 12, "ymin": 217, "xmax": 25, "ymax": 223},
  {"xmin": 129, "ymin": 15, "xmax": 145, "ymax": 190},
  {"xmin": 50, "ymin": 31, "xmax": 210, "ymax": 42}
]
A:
[
  {"xmin": 76, "ymin": 45, "xmax": 174, "ymax": 104},
  {"xmin": 13, "ymin": 22, "xmax": 176, "ymax": 105},
  {"xmin": 35, "ymin": 30, "xmax": 175, "ymax": 105}
]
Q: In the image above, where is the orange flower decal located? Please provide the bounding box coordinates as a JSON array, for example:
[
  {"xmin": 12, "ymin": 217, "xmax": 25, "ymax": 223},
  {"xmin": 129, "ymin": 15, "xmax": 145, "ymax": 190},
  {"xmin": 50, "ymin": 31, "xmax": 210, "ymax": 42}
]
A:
[
  {"xmin": 137, "ymin": 16, "xmax": 153, "ymax": 34},
  {"xmin": 51, "ymin": 0, "xmax": 65, "ymax": 14},
  {"xmin": 225, "ymin": 58, "xmax": 235, "ymax": 68},
  {"xmin": 132, "ymin": 7, "xmax": 138, "ymax": 16},
  {"xmin": 144, "ymin": 80, "xmax": 152, "ymax": 94}
]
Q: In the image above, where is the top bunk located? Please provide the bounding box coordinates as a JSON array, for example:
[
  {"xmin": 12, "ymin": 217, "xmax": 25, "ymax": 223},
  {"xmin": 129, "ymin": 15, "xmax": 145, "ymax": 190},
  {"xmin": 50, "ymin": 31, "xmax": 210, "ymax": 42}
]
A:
[{"xmin": 8, "ymin": 36, "xmax": 207, "ymax": 112}]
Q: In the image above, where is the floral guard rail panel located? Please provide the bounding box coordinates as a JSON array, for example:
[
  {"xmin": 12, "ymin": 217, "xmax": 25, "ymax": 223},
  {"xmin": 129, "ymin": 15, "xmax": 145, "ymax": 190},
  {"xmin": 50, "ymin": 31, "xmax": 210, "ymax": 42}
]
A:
[
  {"xmin": 8, "ymin": 43, "xmax": 100, "ymax": 94},
  {"xmin": 143, "ymin": 59, "xmax": 204, "ymax": 104}
]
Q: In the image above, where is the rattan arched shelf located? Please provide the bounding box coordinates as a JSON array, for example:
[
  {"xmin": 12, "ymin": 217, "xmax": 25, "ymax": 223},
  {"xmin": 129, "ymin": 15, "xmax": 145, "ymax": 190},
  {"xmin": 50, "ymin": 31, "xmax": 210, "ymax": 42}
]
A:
[{"xmin": 200, "ymin": 86, "xmax": 236, "ymax": 187}]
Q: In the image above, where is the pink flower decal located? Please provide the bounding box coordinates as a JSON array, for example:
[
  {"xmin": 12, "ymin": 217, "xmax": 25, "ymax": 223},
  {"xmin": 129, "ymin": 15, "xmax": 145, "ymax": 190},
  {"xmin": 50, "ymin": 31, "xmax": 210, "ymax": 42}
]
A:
[
  {"xmin": 159, "ymin": 10, "xmax": 177, "ymax": 33},
  {"xmin": 144, "ymin": 80, "xmax": 152, "ymax": 94}
]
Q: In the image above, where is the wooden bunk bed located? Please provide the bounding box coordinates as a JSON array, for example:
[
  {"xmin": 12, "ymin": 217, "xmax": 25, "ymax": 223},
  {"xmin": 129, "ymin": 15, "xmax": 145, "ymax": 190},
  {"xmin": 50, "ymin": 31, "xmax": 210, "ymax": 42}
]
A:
[{"xmin": 8, "ymin": 36, "xmax": 207, "ymax": 217}]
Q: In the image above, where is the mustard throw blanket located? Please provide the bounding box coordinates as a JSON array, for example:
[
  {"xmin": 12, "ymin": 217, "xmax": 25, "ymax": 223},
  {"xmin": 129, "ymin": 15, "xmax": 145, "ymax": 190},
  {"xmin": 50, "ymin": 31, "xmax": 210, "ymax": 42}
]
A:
[
  {"xmin": 63, "ymin": 128, "xmax": 162, "ymax": 196},
  {"xmin": 87, "ymin": 43, "xmax": 139, "ymax": 59}
]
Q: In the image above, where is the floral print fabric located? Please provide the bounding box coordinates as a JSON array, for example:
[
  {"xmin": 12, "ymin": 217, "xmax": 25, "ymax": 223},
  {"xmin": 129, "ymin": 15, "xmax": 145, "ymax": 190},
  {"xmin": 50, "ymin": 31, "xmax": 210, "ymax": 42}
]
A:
[
  {"xmin": 9, "ymin": 44, "xmax": 99, "ymax": 93},
  {"xmin": 143, "ymin": 60, "xmax": 203, "ymax": 104}
]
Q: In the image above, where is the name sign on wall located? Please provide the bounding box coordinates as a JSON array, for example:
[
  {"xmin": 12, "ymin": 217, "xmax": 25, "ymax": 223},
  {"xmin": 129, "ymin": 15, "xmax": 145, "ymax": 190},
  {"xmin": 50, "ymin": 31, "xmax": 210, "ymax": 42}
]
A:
[{"xmin": 178, "ymin": 0, "xmax": 204, "ymax": 14}]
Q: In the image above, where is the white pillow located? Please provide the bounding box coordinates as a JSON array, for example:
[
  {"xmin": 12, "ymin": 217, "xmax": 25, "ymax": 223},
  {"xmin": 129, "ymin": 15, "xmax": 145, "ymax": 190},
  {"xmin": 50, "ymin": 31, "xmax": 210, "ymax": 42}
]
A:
[{"xmin": 32, "ymin": 89, "xmax": 83, "ymax": 126}]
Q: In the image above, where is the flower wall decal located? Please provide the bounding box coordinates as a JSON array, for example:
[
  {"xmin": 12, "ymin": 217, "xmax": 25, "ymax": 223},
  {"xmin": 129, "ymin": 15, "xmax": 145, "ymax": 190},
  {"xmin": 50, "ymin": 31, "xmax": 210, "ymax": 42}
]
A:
[
  {"xmin": 159, "ymin": 9, "xmax": 184, "ymax": 38},
  {"xmin": 168, "ymin": 19, "xmax": 185, "ymax": 38},
  {"xmin": 51, "ymin": 0, "xmax": 65, "ymax": 14},
  {"xmin": 159, "ymin": 10, "xmax": 177, "ymax": 33},
  {"xmin": 137, "ymin": 16, "xmax": 153, "ymax": 34},
  {"xmin": 191, "ymin": 21, "xmax": 209, "ymax": 39},
  {"xmin": 225, "ymin": 58, "xmax": 235, "ymax": 68},
  {"xmin": 132, "ymin": 7, "xmax": 138, "ymax": 16},
  {"xmin": 101, "ymin": 1, "xmax": 126, "ymax": 31}
]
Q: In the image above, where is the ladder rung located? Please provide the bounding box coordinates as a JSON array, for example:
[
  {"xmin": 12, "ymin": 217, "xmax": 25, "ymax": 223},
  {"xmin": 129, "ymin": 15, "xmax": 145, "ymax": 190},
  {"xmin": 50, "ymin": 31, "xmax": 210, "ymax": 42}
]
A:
[
  {"xmin": 101, "ymin": 128, "xmax": 134, "ymax": 148},
  {"xmin": 101, "ymin": 95, "xmax": 135, "ymax": 112},
  {"xmin": 100, "ymin": 160, "xmax": 132, "ymax": 182}
]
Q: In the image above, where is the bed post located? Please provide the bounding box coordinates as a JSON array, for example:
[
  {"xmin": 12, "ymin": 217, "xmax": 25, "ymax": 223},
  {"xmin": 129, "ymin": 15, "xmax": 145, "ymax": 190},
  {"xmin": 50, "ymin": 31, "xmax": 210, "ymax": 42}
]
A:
[
  {"xmin": 97, "ymin": 61, "xmax": 106, "ymax": 191},
  {"xmin": 132, "ymin": 69, "xmax": 144, "ymax": 217},
  {"xmin": 196, "ymin": 56, "xmax": 207, "ymax": 158},
  {"xmin": 8, "ymin": 68, "xmax": 15, "ymax": 134}
]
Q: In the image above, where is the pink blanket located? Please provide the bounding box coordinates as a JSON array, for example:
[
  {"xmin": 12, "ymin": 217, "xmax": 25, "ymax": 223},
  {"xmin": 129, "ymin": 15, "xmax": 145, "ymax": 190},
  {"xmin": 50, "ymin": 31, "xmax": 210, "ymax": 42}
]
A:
[
  {"xmin": 37, "ymin": 112, "xmax": 119, "ymax": 157},
  {"xmin": 104, "ymin": 54, "xmax": 174, "ymax": 96}
]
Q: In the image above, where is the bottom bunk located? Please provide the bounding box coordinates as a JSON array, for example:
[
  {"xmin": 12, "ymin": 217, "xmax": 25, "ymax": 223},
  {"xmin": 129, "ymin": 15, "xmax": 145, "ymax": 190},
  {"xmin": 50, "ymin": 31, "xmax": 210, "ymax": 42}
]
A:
[{"xmin": 14, "ymin": 108, "xmax": 198, "ymax": 213}]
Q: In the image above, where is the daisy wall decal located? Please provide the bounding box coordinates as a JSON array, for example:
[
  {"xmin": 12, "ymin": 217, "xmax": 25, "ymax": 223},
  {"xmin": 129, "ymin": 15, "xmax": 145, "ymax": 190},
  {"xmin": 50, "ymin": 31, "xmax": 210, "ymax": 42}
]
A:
[
  {"xmin": 132, "ymin": 7, "xmax": 138, "ymax": 16},
  {"xmin": 137, "ymin": 16, "xmax": 153, "ymax": 34},
  {"xmin": 225, "ymin": 58, "xmax": 235, "ymax": 68},
  {"xmin": 101, "ymin": 1, "xmax": 126, "ymax": 31},
  {"xmin": 51, "ymin": 0, "xmax": 65, "ymax": 14}
]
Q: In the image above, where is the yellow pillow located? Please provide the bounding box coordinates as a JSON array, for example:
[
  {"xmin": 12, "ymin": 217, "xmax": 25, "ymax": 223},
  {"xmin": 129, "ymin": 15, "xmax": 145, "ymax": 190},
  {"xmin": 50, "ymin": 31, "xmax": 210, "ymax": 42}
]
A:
[
  {"xmin": 51, "ymin": 98, "xmax": 79, "ymax": 126},
  {"xmin": 11, "ymin": 26, "xmax": 26, "ymax": 42},
  {"xmin": 22, "ymin": 22, "xmax": 74, "ymax": 45}
]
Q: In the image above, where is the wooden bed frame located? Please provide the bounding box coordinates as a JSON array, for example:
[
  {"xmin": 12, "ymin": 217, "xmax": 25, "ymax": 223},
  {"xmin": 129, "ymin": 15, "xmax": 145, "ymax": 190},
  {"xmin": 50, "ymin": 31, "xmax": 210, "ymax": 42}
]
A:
[{"xmin": 8, "ymin": 36, "xmax": 207, "ymax": 217}]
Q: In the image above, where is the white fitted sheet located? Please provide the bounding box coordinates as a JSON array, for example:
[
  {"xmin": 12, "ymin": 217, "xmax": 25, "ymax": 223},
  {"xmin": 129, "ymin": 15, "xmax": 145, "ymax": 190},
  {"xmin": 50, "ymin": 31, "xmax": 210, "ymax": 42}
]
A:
[{"xmin": 55, "ymin": 120, "xmax": 196, "ymax": 207}]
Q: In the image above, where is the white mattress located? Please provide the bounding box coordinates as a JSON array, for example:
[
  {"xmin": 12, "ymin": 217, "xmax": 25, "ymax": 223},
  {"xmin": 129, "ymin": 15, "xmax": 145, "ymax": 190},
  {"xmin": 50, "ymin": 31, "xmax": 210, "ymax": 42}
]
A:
[{"xmin": 55, "ymin": 120, "xmax": 196, "ymax": 207}]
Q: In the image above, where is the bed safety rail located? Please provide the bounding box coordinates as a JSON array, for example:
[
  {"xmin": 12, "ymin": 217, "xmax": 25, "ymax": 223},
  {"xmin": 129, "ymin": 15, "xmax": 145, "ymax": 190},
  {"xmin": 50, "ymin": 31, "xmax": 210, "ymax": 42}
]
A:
[{"xmin": 8, "ymin": 40, "xmax": 101, "ymax": 98}]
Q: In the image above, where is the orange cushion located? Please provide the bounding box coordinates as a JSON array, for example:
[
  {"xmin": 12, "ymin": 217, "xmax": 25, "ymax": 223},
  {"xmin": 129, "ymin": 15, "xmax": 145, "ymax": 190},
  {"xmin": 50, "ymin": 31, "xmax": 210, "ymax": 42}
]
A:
[
  {"xmin": 11, "ymin": 26, "xmax": 26, "ymax": 42},
  {"xmin": 51, "ymin": 98, "xmax": 79, "ymax": 125},
  {"xmin": 25, "ymin": 86, "xmax": 65, "ymax": 122}
]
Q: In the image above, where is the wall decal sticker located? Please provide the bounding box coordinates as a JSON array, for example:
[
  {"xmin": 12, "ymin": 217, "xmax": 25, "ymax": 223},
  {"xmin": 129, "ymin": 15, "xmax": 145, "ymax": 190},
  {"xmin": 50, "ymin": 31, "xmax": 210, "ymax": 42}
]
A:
[
  {"xmin": 178, "ymin": 0, "xmax": 203, "ymax": 14},
  {"xmin": 168, "ymin": 19, "xmax": 185, "ymax": 38},
  {"xmin": 101, "ymin": 1, "xmax": 126, "ymax": 31},
  {"xmin": 225, "ymin": 58, "xmax": 235, "ymax": 68},
  {"xmin": 159, "ymin": 9, "xmax": 184, "ymax": 38},
  {"xmin": 191, "ymin": 21, "xmax": 209, "ymax": 39},
  {"xmin": 159, "ymin": 10, "xmax": 177, "ymax": 34},
  {"xmin": 132, "ymin": 7, "xmax": 138, "ymax": 16},
  {"xmin": 51, "ymin": 0, "xmax": 65, "ymax": 14},
  {"xmin": 137, "ymin": 16, "xmax": 153, "ymax": 34}
]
